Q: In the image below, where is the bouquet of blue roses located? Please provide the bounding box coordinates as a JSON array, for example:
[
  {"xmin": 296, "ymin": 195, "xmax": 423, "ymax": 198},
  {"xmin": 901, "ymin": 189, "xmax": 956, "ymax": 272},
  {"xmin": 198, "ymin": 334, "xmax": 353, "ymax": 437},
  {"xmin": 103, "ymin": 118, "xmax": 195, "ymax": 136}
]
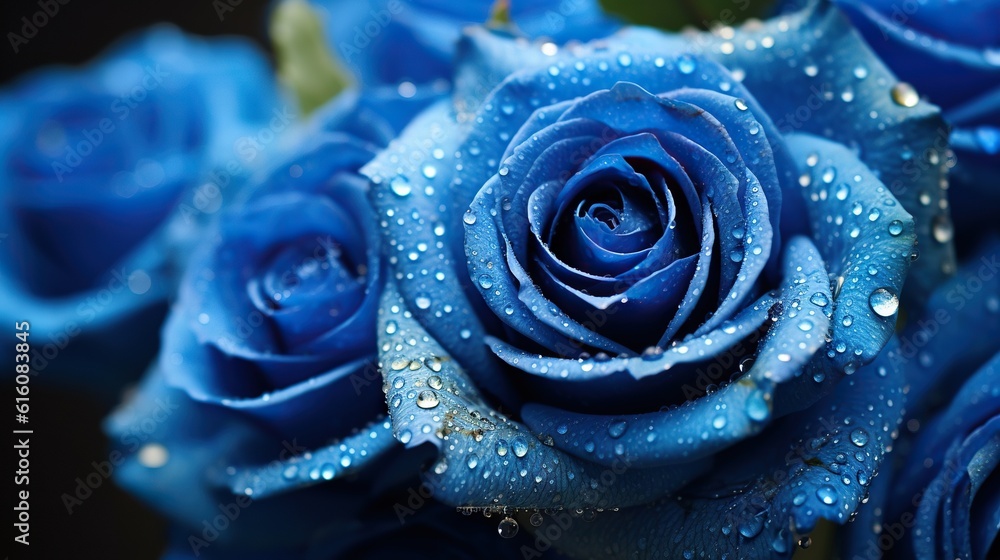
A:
[{"xmin": 4, "ymin": 0, "xmax": 997, "ymax": 558}]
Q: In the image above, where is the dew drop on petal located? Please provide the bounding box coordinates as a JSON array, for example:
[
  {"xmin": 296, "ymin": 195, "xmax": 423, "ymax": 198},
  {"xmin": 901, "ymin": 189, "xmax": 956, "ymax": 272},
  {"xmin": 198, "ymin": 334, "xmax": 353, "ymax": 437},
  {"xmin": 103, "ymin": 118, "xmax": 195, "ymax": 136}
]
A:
[
  {"xmin": 891, "ymin": 82, "xmax": 919, "ymax": 107},
  {"xmin": 608, "ymin": 420, "xmax": 628, "ymax": 439},
  {"xmin": 390, "ymin": 175, "xmax": 412, "ymax": 197},
  {"xmin": 416, "ymin": 390, "xmax": 440, "ymax": 409},
  {"xmin": 677, "ymin": 55, "xmax": 696, "ymax": 74},
  {"xmin": 850, "ymin": 428, "xmax": 869, "ymax": 447},
  {"xmin": 511, "ymin": 437, "xmax": 529, "ymax": 458},
  {"xmin": 816, "ymin": 485, "xmax": 838, "ymax": 505},
  {"xmin": 869, "ymin": 288, "xmax": 899, "ymax": 317},
  {"xmin": 809, "ymin": 292, "xmax": 829, "ymax": 307},
  {"xmin": 746, "ymin": 391, "xmax": 770, "ymax": 421},
  {"xmin": 932, "ymin": 215, "xmax": 953, "ymax": 243}
]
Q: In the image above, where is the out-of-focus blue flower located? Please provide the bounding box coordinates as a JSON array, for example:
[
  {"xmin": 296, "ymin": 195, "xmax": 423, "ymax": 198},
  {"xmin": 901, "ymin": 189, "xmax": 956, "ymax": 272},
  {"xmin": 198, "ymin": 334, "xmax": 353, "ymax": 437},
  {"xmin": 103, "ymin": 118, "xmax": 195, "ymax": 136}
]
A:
[
  {"xmin": 307, "ymin": 0, "xmax": 619, "ymax": 86},
  {"xmin": 0, "ymin": 26, "xmax": 283, "ymax": 392},
  {"xmin": 781, "ymin": 0, "xmax": 1000, "ymax": 248},
  {"xmin": 845, "ymin": 239, "xmax": 1000, "ymax": 560},
  {"xmin": 360, "ymin": 1, "xmax": 954, "ymax": 556},
  {"xmin": 102, "ymin": 89, "xmax": 522, "ymax": 559}
]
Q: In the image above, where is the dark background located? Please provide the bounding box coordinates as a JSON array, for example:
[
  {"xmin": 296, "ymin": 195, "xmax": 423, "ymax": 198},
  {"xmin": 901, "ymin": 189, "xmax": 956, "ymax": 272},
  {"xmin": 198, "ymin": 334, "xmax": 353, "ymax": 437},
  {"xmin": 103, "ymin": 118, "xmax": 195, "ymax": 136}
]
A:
[
  {"xmin": 0, "ymin": 1, "xmax": 766, "ymax": 558},
  {"xmin": 2, "ymin": 2, "xmax": 274, "ymax": 557}
]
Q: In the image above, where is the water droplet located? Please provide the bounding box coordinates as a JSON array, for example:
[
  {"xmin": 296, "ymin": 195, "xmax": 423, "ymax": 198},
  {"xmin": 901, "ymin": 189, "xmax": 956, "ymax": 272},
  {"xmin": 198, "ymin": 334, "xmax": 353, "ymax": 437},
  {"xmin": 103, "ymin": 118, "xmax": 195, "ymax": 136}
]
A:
[
  {"xmin": 608, "ymin": 420, "xmax": 628, "ymax": 439},
  {"xmin": 853, "ymin": 65, "xmax": 869, "ymax": 79},
  {"xmin": 730, "ymin": 249, "xmax": 744, "ymax": 262},
  {"xmin": 835, "ymin": 183, "xmax": 850, "ymax": 201},
  {"xmin": 422, "ymin": 165, "xmax": 437, "ymax": 179},
  {"xmin": 390, "ymin": 176, "xmax": 412, "ymax": 197},
  {"xmin": 498, "ymin": 517, "xmax": 519, "ymax": 538},
  {"xmin": 415, "ymin": 296, "xmax": 431, "ymax": 309},
  {"xmin": 888, "ymin": 220, "xmax": 903, "ymax": 236},
  {"xmin": 798, "ymin": 319, "xmax": 813, "ymax": 332},
  {"xmin": 842, "ymin": 315, "xmax": 854, "ymax": 327},
  {"xmin": 891, "ymin": 82, "xmax": 919, "ymax": 107},
  {"xmin": 850, "ymin": 428, "xmax": 869, "ymax": 447},
  {"xmin": 416, "ymin": 390, "xmax": 440, "ymax": 409},
  {"xmin": 478, "ymin": 274, "xmax": 494, "ymax": 289},
  {"xmin": 340, "ymin": 455, "xmax": 352, "ymax": 468},
  {"xmin": 810, "ymin": 292, "xmax": 829, "ymax": 307},
  {"xmin": 677, "ymin": 55, "xmax": 696, "ymax": 74},
  {"xmin": 320, "ymin": 463, "xmax": 336, "ymax": 480},
  {"xmin": 798, "ymin": 536, "xmax": 812, "ymax": 549},
  {"xmin": 739, "ymin": 515, "xmax": 764, "ymax": 538},
  {"xmin": 617, "ymin": 53, "xmax": 632, "ymax": 67},
  {"xmin": 398, "ymin": 430, "xmax": 412, "ymax": 444},
  {"xmin": 821, "ymin": 167, "xmax": 836, "ymax": 183},
  {"xmin": 511, "ymin": 437, "xmax": 529, "ymax": 458},
  {"xmin": 463, "ymin": 212, "xmax": 477, "ymax": 225},
  {"xmin": 869, "ymin": 287, "xmax": 899, "ymax": 317},
  {"xmin": 746, "ymin": 391, "xmax": 770, "ymax": 421},
  {"xmin": 713, "ymin": 415, "xmax": 727, "ymax": 429},
  {"xmin": 427, "ymin": 375, "xmax": 443, "ymax": 390},
  {"xmin": 496, "ymin": 440, "xmax": 509, "ymax": 456},
  {"xmin": 816, "ymin": 485, "xmax": 838, "ymax": 505},
  {"xmin": 857, "ymin": 470, "xmax": 869, "ymax": 486},
  {"xmin": 868, "ymin": 208, "xmax": 881, "ymax": 221},
  {"xmin": 467, "ymin": 454, "xmax": 479, "ymax": 469},
  {"xmin": 931, "ymin": 215, "xmax": 952, "ymax": 243},
  {"xmin": 734, "ymin": 98, "xmax": 748, "ymax": 111}
]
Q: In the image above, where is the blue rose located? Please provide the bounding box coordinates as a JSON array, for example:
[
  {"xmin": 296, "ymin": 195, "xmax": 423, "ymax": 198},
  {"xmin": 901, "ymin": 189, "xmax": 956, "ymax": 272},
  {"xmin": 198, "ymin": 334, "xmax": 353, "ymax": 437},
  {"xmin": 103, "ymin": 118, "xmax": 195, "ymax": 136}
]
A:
[
  {"xmin": 307, "ymin": 0, "xmax": 618, "ymax": 86},
  {"xmin": 787, "ymin": 0, "xmax": 1000, "ymax": 247},
  {"xmin": 843, "ymin": 240, "xmax": 1000, "ymax": 560},
  {"xmin": 0, "ymin": 26, "xmax": 283, "ymax": 391},
  {"xmin": 103, "ymin": 90, "xmax": 521, "ymax": 557},
  {"xmin": 362, "ymin": 2, "xmax": 952, "ymax": 556}
]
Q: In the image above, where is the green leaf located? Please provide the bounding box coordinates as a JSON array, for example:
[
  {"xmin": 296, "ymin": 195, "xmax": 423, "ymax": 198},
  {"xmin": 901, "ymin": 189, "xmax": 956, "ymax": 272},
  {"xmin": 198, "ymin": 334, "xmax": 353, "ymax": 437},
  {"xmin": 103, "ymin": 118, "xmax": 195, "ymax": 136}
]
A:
[{"xmin": 270, "ymin": 0, "xmax": 353, "ymax": 114}]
